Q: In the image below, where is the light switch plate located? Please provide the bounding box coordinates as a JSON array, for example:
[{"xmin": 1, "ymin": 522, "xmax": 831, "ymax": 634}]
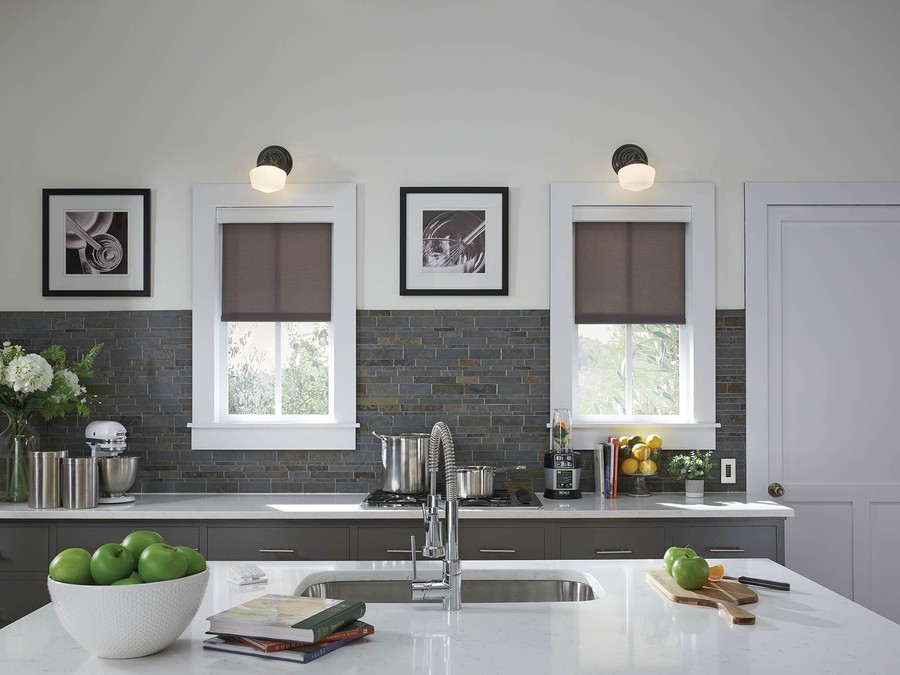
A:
[{"xmin": 721, "ymin": 458, "xmax": 736, "ymax": 484}]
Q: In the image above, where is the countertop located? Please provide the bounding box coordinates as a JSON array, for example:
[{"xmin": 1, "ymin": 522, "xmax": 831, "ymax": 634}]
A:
[
  {"xmin": 0, "ymin": 558, "xmax": 894, "ymax": 674},
  {"xmin": 0, "ymin": 492, "xmax": 793, "ymax": 520}
]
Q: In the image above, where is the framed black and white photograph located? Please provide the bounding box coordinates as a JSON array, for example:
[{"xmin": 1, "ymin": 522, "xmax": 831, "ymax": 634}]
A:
[
  {"xmin": 42, "ymin": 188, "xmax": 151, "ymax": 297},
  {"xmin": 400, "ymin": 186, "xmax": 509, "ymax": 295}
]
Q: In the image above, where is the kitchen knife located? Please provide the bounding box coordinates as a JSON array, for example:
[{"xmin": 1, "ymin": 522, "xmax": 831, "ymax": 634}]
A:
[{"xmin": 723, "ymin": 575, "xmax": 790, "ymax": 591}]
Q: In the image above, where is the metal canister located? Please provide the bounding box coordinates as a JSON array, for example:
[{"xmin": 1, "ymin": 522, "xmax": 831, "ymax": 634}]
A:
[
  {"xmin": 27, "ymin": 450, "xmax": 67, "ymax": 509},
  {"xmin": 61, "ymin": 457, "xmax": 99, "ymax": 509}
]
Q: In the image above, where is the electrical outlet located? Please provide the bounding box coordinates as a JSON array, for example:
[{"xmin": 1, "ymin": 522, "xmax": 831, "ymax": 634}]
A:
[{"xmin": 721, "ymin": 458, "xmax": 736, "ymax": 484}]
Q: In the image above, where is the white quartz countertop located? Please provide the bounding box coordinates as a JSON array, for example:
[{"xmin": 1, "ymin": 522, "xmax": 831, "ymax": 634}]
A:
[
  {"xmin": 0, "ymin": 492, "xmax": 793, "ymax": 520},
  {"xmin": 1, "ymin": 558, "xmax": 895, "ymax": 674}
]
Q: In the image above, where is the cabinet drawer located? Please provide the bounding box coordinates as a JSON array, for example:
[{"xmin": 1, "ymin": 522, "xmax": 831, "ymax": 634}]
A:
[
  {"xmin": 207, "ymin": 526, "xmax": 350, "ymax": 561},
  {"xmin": 460, "ymin": 526, "xmax": 544, "ymax": 560},
  {"xmin": 0, "ymin": 577, "xmax": 49, "ymax": 628},
  {"xmin": 0, "ymin": 526, "xmax": 51, "ymax": 571},
  {"xmin": 57, "ymin": 525, "xmax": 201, "ymax": 555},
  {"xmin": 671, "ymin": 525, "xmax": 777, "ymax": 560},
  {"xmin": 560, "ymin": 526, "xmax": 666, "ymax": 559},
  {"xmin": 358, "ymin": 526, "xmax": 426, "ymax": 561}
]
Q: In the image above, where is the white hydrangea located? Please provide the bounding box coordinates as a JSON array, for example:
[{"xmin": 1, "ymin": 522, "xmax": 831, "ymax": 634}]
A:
[
  {"xmin": 52, "ymin": 369, "xmax": 85, "ymax": 403},
  {"xmin": 5, "ymin": 353, "xmax": 54, "ymax": 394}
]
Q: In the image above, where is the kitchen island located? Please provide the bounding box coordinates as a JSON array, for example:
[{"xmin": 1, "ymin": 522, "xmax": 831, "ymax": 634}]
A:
[{"xmin": 0, "ymin": 557, "xmax": 895, "ymax": 674}]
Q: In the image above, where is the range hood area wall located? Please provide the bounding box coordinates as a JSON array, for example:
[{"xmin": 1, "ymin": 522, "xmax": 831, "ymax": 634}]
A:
[{"xmin": 0, "ymin": 309, "xmax": 746, "ymax": 495}]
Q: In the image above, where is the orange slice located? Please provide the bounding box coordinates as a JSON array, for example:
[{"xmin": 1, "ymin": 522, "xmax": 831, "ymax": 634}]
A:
[{"xmin": 707, "ymin": 564, "xmax": 725, "ymax": 582}]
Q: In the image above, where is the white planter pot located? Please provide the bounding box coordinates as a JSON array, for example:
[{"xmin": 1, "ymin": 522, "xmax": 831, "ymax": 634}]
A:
[{"xmin": 685, "ymin": 479, "xmax": 705, "ymax": 498}]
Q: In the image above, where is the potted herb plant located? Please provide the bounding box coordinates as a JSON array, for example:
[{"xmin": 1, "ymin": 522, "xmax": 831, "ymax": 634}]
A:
[{"xmin": 667, "ymin": 450, "xmax": 714, "ymax": 498}]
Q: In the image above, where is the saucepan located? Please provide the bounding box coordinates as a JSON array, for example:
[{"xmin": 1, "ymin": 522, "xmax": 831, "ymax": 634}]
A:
[{"xmin": 456, "ymin": 465, "xmax": 527, "ymax": 499}]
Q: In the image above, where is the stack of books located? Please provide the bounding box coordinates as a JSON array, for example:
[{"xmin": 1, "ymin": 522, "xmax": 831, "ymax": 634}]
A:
[{"xmin": 204, "ymin": 593, "xmax": 373, "ymax": 664}]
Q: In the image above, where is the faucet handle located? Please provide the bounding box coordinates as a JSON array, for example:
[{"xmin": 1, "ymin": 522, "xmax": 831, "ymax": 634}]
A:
[{"xmin": 410, "ymin": 535, "xmax": 419, "ymax": 581}]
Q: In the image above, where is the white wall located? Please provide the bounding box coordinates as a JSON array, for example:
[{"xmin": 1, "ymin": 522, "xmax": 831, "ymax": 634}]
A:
[{"xmin": 2, "ymin": 0, "xmax": 899, "ymax": 311}]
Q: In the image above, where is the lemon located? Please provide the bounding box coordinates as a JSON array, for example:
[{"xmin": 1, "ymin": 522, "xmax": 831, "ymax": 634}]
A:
[
  {"xmin": 618, "ymin": 436, "xmax": 630, "ymax": 447},
  {"xmin": 620, "ymin": 457, "xmax": 639, "ymax": 475},
  {"xmin": 646, "ymin": 433, "xmax": 663, "ymax": 450},
  {"xmin": 639, "ymin": 459, "xmax": 657, "ymax": 475},
  {"xmin": 631, "ymin": 443, "xmax": 651, "ymax": 461}
]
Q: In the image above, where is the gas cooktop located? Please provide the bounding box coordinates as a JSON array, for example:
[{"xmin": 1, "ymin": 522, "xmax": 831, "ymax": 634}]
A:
[{"xmin": 361, "ymin": 488, "xmax": 542, "ymax": 509}]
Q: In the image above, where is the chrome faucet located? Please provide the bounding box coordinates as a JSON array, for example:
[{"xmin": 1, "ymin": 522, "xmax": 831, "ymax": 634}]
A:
[{"xmin": 410, "ymin": 421, "xmax": 461, "ymax": 611}]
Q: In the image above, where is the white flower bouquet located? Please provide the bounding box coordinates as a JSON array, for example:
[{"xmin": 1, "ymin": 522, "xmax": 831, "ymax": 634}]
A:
[{"xmin": 0, "ymin": 341, "xmax": 103, "ymax": 501}]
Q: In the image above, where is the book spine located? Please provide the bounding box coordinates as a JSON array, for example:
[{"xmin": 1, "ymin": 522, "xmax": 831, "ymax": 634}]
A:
[
  {"xmin": 610, "ymin": 437, "xmax": 620, "ymax": 498},
  {"xmin": 230, "ymin": 636, "xmax": 302, "ymax": 653},
  {"xmin": 308, "ymin": 604, "xmax": 367, "ymax": 643},
  {"xmin": 322, "ymin": 623, "xmax": 374, "ymax": 643}
]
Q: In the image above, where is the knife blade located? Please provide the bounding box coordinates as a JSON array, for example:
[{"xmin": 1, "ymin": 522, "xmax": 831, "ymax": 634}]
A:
[{"xmin": 723, "ymin": 575, "xmax": 790, "ymax": 591}]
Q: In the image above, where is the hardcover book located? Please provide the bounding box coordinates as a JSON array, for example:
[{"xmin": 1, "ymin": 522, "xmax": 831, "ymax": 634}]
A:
[
  {"xmin": 223, "ymin": 621, "xmax": 376, "ymax": 653},
  {"xmin": 203, "ymin": 635, "xmax": 363, "ymax": 664},
  {"xmin": 206, "ymin": 594, "xmax": 366, "ymax": 643}
]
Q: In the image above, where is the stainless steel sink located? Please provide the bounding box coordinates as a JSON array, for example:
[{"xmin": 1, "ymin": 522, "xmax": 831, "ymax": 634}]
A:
[{"xmin": 295, "ymin": 570, "xmax": 600, "ymax": 603}]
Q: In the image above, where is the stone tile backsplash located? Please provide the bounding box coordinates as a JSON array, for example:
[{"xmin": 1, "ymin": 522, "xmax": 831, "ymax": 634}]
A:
[{"xmin": 0, "ymin": 309, "xmax": 746, "ymax": 494}]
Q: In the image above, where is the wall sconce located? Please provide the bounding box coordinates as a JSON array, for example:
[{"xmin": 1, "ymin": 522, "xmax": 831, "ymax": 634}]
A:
[
  {"xmin": 611, "ymin": 144, "xmax": 656, "ymax": 191},
  {"xmin": 249, "ymin": 145, "xmax": 293, "ymax": 193}
]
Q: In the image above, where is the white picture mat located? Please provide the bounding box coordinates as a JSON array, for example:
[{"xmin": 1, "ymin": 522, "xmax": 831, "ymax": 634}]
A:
[
  {"xmin": 47, "ymin": 193, "xmax": 145, "ymax": 292},
  {"xmin": 404, "ymin": 192, "xmax": 504, "ymax": 291}
]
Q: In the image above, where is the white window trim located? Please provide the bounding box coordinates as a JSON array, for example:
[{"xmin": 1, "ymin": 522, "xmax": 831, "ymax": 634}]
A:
[
  {"xmin": 190, "ymin": 183, "xmax": 358, "ymax": 450},
  {"xmin": 550, "ymin": 182, "xmax": 718, "ymax": 450}
]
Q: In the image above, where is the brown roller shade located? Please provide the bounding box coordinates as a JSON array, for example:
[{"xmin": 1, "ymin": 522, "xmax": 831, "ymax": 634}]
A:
[
  {"xmin": 574, "ymin": 221, "xmax": 686, "ymax": 324},
  {"xmin": 221, "ymin": 222, "xmax": 332, "ymax": 322}
]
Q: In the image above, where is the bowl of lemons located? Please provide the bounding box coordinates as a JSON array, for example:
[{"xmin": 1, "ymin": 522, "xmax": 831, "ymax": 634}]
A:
[
  {"xmin": 47, "ymin": 530, "xmax": 208, "ymax": 659},
  {"xmin": 618, "ymin": 434, "xmax": 663, "ymax": 476}
]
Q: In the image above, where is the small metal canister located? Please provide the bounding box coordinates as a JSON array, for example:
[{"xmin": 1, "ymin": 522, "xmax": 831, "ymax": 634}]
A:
[
  {"xmin": 61, "ymin": 457, "xmax": 99, "ymax": 509},
  {"xmin": 27, "ymin": 451, "xmax": 67, "ymax": 509}
]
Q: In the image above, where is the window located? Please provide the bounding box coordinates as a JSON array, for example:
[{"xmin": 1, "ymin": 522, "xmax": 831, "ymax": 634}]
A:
[
  {"xmin": 550, "ymin": 184, "xmax": 717, "ymax": 449},
  {"xmin": 191, "ymin": 184, "xmax": 358, "ymax": 450}
]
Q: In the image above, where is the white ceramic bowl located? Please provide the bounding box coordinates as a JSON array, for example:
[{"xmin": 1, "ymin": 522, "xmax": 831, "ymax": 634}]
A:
[{"xmin": 48, "ymin": 568, "xmax": 209, "ymax": 659}]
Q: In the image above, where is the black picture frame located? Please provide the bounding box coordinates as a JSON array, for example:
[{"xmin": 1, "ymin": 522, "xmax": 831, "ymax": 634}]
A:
[
  {"xmin": 400, "ymin": 186, "xmax": 509, "ymax": 296},
  {"xmin": 42, "ymin": 188, "xmax": 151, "ymax": 297}
]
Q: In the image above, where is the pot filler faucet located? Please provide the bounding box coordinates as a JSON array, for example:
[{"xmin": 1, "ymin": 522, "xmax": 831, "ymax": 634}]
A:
[{"xmin": 410, "ymin": 421, "xmax": 461, "ymax": 611}]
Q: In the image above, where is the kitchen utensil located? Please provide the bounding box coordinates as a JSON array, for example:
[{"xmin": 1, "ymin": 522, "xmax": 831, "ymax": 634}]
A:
[
  {"xmin": 646, "ymin": 569, "xmax": 758, "ymax": 624},
  {"xmin": 456, "ymin": 465, "xmax": 527, "ymax": 499},
  {"xmin": 723, "ymin": 575, "xmax": 790, "ymax": 591},
  {"xmin": 543, "ymin": 451, "xmax": 582, "ymax": 500},
  {"xmin": 373, "ymin": 431, "xmax": 430, "ymax": 494},
  {"xmin": 97, "ymin": 456, "xmax": 138, "ymax": 499}
]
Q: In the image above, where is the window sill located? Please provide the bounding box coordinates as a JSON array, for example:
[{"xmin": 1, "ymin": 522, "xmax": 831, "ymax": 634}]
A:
[
  {"xmin": 554, "ymin": 422, "xmax": 719, "ymax": 450},
  {"xmin": 189, "ymin": 423, "xmax": 359, "ymax": 451}
]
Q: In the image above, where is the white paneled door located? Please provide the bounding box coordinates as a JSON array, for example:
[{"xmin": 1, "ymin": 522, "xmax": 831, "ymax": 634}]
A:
[{"xmin": 746, "ymin": 183, "xmax": 900, "ymax": 623}]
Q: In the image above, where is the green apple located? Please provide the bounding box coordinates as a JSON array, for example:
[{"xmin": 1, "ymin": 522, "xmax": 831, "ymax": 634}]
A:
[
  {"xmin": 138, "ymin": 543, "xmax": 188, "ymax": 583},
  {"xmin": 90, "ymin": 543, "xmax": 135, "ymax": 585},
  {"xmin": 121, "ymin": 530, "xmax": 165, "ymax": 570},
  {"xmin": 175, "ymin": 545, "xmax": 207, "ymax": 576},
  {"xmin": 672, "ymin": 555, "xmax": 710, "ymax": 590},
  {"xmin": 112, "ymin": 576, "xmax": 143, "ymax": 585},
  {"xmin": 49, "ymin": 548, "xmax": 94, "ymax": 585},
  {"xmin": 664, "ymin": 546, "xmax": 697, "ymax": 576}
]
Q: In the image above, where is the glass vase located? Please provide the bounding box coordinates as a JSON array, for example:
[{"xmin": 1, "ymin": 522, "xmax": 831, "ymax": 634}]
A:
[{"xmin": 0, "ymin": 411, "xmax": 40, "ymax": 502}]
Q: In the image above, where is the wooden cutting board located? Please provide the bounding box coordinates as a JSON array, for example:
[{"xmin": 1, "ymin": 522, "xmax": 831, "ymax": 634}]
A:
[{"xmin": 646, "ymin": 570, "xmax": 758, "ymax": 624}]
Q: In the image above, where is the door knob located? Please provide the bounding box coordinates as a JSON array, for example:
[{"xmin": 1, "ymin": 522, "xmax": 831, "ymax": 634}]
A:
[{"xmin": 768, "ymin": 482, "xmax": 785, "ymax": 498}]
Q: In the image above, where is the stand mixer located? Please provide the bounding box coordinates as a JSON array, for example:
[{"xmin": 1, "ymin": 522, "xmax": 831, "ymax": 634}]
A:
[{"xmin": 85, "ymin": 420, "xmax": 138, "ymax": 504}]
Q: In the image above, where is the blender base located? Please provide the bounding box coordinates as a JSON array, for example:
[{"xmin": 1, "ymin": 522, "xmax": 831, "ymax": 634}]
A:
[{"xmin": 97, "ymin": 494, "xmax": 136, "ymax": 504}]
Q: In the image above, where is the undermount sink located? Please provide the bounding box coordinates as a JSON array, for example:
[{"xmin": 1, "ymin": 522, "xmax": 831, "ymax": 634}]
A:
[{"xmin": 295, "ymin": 569, "xmax": 602, "ymax": 603}]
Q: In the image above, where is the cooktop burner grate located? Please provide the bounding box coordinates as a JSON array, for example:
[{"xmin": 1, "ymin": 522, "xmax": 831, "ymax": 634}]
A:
[{"xmin": 361, "ymin": 488, "xmax": 542, "ymax": 508}]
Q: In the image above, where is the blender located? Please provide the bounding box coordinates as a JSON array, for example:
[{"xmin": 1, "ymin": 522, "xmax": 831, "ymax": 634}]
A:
[
  {"xmin": 85, "ymin": 420, "xmax": 138, "ymax": 504},
  {"xmin": 543, "ymin": 408, "xmax": 582, "ymax": 500}
]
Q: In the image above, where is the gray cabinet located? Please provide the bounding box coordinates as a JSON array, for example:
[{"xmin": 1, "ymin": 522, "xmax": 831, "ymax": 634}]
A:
[
  {"xmin": 207, "ymin": 526, "xmax": 351, "ymax": 561},
  {"xmin": 358, "ymin": 526, "xmax": 423, "ymax": 561},
  {"xmin": 0, "ymin": 526, "xmax": 51, "ymax": 628},
  {"xmin": 560, "ymin": 524, "xmax": 666, "ymax": 559},
  {"xmin": 56, "ymin": 524, "xmax": 201, "ymax": 554},
  {"xmin": 460, "ymin": 525, "xmax": 544, "ymax": 560},
  {"xmin": 671, "ymin": 523, "xmax": 779, "ymax": 561}
]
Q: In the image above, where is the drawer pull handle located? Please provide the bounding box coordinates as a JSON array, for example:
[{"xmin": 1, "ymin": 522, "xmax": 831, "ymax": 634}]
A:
[
  {"xmin": 386, "ymin": 549, "xmax": 416, "ymax": 554},
  {"xmin": 479, "ymin": 549, "xmax": 516, "ymax": 554},
  {"xmin": 595, "ymin": 550, "xmax": 632, "ymax": 555},
  {"xmin": 707, "ymin": 547, "xmax": 745, "ymax": 553},
  {"xmin": 258, "ymin": 548, "xmax": 295, "ymax": 554}
]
